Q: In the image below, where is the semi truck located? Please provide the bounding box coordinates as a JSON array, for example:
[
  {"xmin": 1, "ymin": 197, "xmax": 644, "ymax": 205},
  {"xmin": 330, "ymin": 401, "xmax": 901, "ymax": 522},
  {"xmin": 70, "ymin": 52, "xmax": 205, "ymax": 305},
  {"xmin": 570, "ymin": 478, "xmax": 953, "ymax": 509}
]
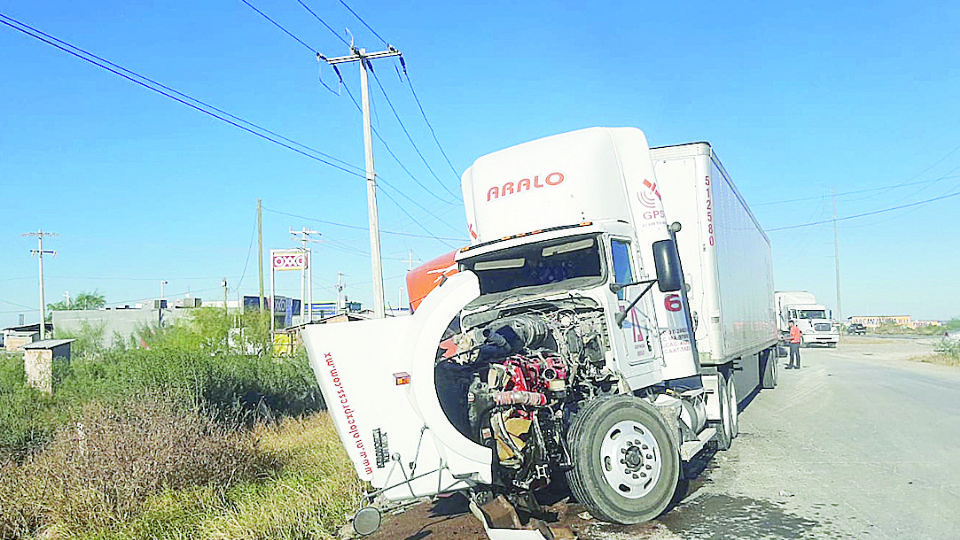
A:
[
  {"xmin": 774, "ymin": 290, "xmax": 839, "ymax": 347},
  {"xmin": 302, "ymin": 128, "xmax": 778, "ymax": 536}
]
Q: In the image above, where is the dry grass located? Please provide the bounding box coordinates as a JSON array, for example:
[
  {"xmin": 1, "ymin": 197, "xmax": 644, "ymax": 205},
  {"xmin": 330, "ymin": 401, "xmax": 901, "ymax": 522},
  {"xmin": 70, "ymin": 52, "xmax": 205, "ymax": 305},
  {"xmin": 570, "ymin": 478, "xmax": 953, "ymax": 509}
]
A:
[
  {"xmin": 912, "ymin": 339, "xmax": 960, "ymax": 368},
  {"xmin": 202, "ymin": 414, "xmax": 365, "ymax": 539},
  {"xmin": 1, "ymin": 410, "xmax": 363, "ymax": 540},
  {"xmin": 0, "ymin": 396, "xmax": 274, "ymax": 539}
]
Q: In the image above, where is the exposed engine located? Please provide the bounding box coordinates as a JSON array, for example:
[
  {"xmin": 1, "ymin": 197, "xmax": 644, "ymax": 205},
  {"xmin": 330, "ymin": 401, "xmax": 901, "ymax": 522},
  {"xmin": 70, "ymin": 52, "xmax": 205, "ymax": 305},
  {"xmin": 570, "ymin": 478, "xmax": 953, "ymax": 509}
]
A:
[{"xmin": 435, "ymin": 298, "xmax": 620, "ymax": 493}]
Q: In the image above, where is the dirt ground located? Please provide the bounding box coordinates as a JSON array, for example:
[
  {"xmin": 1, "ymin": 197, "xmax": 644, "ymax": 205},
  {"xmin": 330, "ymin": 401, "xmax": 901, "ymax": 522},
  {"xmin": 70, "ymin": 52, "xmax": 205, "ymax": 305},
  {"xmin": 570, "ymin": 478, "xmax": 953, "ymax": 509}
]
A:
[{"xmin": 354, "ymin": 491, "xmax": 673, "ymax": 540}]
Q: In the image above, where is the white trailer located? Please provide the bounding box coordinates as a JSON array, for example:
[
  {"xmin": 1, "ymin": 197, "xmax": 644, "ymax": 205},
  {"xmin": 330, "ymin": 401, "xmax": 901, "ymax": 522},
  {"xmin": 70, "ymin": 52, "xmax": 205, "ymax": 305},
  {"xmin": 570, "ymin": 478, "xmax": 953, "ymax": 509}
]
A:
[
  {"xmin": 651, "ymin": 143, "xmax": 779, "ymax": 405},
  {"xmin": 774, "ymin": 290, "xmax": 839, "ymax": 347}
]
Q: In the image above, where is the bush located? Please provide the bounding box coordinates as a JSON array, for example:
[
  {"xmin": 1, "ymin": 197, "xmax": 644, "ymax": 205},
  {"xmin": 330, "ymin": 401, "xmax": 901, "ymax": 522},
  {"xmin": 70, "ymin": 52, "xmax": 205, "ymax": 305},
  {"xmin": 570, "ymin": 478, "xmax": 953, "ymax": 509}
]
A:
[
  {"xmin": 0, "ymin": 355, "xmax": 57, "ymax": 462},
  {"xmin": 935, "ymin": 338, "xmax": 960, "ymax": 365},
  {"xmin": 0, "ymin": 395, "xmax": 278, "ymax": 539},
  {"xmin": 54, "ymin": 347, "xmax": 324, "ymax": 425}
]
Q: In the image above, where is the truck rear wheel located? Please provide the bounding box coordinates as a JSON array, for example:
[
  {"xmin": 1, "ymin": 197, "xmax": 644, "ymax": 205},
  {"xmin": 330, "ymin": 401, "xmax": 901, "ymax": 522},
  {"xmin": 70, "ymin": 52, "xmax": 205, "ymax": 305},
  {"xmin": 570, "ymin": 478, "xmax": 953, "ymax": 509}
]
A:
[
  {"xmin": 761, "ymin": 349, "xmax": 778, "ymax": 389},
  {"xmin": 727, "ymin": 374, "xmax": 739, "ymax": 439},
  {"xmin": 714, "ymin": 377, "xmax": 733, "ymax": 451},
  {"xmin": 565, "ymin": 395, "xmax": 679, "ymax": 524}
]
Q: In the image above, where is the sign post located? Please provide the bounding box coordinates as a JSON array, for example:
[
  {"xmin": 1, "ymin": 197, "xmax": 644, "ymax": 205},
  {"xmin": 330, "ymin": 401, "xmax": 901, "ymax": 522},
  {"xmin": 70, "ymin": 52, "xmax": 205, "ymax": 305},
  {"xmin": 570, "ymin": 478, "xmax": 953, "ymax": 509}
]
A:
[{"xmin": 270, "ymin": 249, "xmax": 306, "ymax": 333}]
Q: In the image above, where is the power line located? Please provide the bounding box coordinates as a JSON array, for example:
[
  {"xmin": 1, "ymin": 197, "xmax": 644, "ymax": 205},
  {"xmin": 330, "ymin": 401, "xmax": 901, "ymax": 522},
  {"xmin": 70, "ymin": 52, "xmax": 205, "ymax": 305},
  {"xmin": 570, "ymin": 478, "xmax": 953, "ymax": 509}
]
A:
[
  {"xmin": 238, "ymin": 3, "xmax": 459, "ymax": 243},
  {"xmin": 767, "ymin": 189, "xmax": 960, "ymax": 232},
  {"xmin": 337, "ymin": 0, "xmax": 389, "ymax": 47},
  {"xmin": 261, "ymin": 206, "xmax": 466, "ymax": 241},
  {"xmin": 236, "ymin": 218, "xmax": 258, "ymax": 290},
  {"xmin": 295, "ymin": 0, "xmax": 350, "ymax": 47},
  {"xmin": 239, "ymin": 0, "xmax": 316, "ymax": 53},
  {"xmin": 337, "ymin": 82, "xmax": 466, "ymax": 237},
  {"xmin": 0, "ymin": 12, "xmax": 365, "ymax": 178},
  {"xmin": 369, "ymin": 66, "xmax": 461, "ymax": 201},
  {"xmin": 754, "ymin": 176, "xmax": 956, "ymax": 207},
  {"xmin": 0, "ymin": 298, "xmax": 36, "ymax": 310},
  {"xmin": 377, "ymin": 185, "xmax": 458, "ymax": 249},
  {"xmin": 400, "ymin": 57, "xmax": 462, "ymax": 180},
  {"xmin": 339, "ymin": 79, "xmax": 458, "ymax": 205}
]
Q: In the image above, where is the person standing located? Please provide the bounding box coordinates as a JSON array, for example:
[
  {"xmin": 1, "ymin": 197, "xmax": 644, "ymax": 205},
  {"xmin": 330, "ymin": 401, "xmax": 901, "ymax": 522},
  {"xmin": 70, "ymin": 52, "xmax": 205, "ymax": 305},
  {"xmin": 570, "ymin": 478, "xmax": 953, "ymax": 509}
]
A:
[{"xmin": 787, "ymin": 320, "xmax": 802, "ymax": 369}]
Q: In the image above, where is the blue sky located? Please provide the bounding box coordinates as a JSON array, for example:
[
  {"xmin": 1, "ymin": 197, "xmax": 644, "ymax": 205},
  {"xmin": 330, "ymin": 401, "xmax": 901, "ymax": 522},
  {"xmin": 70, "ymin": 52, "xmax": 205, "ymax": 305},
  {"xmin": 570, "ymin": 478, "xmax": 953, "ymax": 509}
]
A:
[{"xmin": 2, "ymin": 0, "xmax": 958, "ymax": 329}]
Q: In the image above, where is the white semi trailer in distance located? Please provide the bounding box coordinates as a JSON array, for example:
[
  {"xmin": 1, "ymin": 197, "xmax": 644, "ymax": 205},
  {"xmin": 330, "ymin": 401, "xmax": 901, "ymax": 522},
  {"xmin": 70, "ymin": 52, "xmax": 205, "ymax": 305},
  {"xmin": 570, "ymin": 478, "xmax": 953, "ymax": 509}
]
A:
[{"xmin": 302, "ymin": 128, "xmax": 778, "ymax": 537}]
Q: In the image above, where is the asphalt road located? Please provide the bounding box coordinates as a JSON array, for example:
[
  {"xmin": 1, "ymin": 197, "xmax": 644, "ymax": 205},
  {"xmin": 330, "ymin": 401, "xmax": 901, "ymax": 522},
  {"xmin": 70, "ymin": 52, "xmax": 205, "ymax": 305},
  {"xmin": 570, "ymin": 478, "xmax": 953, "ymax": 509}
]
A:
[
  {"xmin": 364, "ymin": 336, "xmax": 960, "ymax": 540},
  {"xmin": 648, "ymin": 335, "xmax": 960, "ymax": 540}
]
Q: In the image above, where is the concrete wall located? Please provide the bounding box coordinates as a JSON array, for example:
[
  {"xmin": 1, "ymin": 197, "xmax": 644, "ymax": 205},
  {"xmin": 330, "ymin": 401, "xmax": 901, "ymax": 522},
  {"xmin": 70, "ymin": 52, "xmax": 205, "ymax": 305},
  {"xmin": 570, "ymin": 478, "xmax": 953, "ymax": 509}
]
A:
[
  {"xmin": 4, "ymin": 331, "xmax": 38, "ymax": 352},
  {"xmin": 52, "ymin": 309, "xmax": 191, "ymax": 348}
]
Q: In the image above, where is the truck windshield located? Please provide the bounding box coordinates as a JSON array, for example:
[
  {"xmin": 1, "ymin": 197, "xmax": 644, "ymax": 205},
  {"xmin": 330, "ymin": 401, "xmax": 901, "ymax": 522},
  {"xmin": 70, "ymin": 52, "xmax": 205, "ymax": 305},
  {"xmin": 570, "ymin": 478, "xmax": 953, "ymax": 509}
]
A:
[
  {"xmin": 461, "ymin": 234, "xmax": 604, "ymax": 295},
  {"xmin": 798, "ymin": 310, "xmax": 827, "ymax": 319}
]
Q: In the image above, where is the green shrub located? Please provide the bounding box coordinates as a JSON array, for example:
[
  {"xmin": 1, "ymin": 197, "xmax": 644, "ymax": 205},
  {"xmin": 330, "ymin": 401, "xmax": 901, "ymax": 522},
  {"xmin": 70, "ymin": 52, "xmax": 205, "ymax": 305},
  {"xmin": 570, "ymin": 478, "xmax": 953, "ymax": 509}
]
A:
[{"xmin": 0, "ymin": 355, "xmax": 57, "ymax": 462}]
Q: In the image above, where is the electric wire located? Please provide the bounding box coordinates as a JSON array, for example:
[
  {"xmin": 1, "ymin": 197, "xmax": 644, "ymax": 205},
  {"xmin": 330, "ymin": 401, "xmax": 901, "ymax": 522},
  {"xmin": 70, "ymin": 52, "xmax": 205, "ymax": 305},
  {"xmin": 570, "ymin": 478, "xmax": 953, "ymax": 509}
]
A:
[
  {"xmin": 295, "ymin": 0, "xmax": 350, "ymax": 47},
  {"xmin": 236, "ymin": 218, "xmax": 258, "ymax": 290},
  {"xmin": 237, "ymin": 2, "xmax": 461, "ymax": 236},
  {"xmin": 767, "ymin": 189, "xmax": 960, "ymax": 232},
  {"xmin": 239, "ymin": 1, "xmax": 461, "ymax": 238},
  {"xmin": 240, "ymin": 0, "xmax": 315, "ymax": 53},
  {"xmin": 377, "ymin": 185, "xmax": 459, "ymax": 249},
  {"xmin": 754, "ymin": 176, "xmax": 954, "ymax": 207},
  {"xmin": 337, "ymin": 0, "xmax": 389, "ymax": 47},
  {"xmin": 337, "ymin": 82, "xmax": 465, "ymax": 237},
  {"xmin": 401, "ymin": 59, "xmax": 462, "ymax": 179},
  {"xmin": 0, "ymin": 12, "xmax": 364, "ymax": 178},
  {"xmin": 369, "ymin": 66, "xmax": 461, "ymax": 201},
  {"xmin": 339, "ymin": 78, "xmax": 458, "ymax": 206},
  {"xmin": 0, "ymin": 298, "xmax": 36, "ymax": 310},
  {"xmin": 261, "ymin": 206, "xmax": 466, "ymax": 241}
]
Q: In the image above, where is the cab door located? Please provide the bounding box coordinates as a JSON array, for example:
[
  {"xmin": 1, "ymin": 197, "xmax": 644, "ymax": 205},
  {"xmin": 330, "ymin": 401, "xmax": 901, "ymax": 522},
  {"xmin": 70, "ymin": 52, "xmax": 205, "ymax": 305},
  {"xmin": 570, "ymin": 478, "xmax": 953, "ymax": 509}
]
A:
[{"xmin": 607, "ymin": 237, "xmax": 660, "ymax": 387}]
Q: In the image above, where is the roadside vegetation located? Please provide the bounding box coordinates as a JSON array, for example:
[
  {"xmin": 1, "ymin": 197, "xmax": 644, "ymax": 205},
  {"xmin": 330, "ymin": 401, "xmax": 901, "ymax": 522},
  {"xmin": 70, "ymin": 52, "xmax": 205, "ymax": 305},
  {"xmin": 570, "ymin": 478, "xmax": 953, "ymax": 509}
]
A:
[
  {"xmin": 865, "ymin": 317, "xmax": 960, "ymax": 367},
  {"xmin": 0, "ymin": 309, "xmax": 363, "ymax": 540}
]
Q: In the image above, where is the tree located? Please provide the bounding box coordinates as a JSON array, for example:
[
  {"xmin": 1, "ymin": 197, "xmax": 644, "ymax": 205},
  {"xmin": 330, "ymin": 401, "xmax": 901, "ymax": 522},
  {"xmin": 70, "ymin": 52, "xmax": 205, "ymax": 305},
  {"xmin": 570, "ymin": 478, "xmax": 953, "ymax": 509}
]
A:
[{"xmin": 47, "ymin": 290, "xmax": 106, "ymax": 312}]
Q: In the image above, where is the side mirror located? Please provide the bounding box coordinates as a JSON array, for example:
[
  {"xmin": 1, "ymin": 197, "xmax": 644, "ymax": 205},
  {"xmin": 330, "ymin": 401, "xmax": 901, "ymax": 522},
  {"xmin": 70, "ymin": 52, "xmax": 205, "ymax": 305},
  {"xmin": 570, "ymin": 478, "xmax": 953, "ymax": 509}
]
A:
[{"xmin": 652, "ymin": 239, "xmax": 682, "ymax": 292}]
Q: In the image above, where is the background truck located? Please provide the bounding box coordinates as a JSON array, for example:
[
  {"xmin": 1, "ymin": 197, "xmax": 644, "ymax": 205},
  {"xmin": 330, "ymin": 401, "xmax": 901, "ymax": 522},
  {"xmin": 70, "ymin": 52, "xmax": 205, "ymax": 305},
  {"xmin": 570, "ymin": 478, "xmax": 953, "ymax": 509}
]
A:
[
  {"xmin": 774, "ymin": 290, "xmax": 840, "ymax": 347},
  {"xmin": 303, "ymin": 128, "xmax": 777, "ymax": 536}
]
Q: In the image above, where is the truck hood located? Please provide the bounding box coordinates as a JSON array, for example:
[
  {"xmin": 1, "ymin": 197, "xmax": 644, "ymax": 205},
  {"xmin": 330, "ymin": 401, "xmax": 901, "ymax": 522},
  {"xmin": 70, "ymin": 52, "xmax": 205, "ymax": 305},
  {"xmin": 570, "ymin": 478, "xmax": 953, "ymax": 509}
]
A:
[{"xmin": 302, "ymin": 272, "xmax": 494, "ymax": 498}]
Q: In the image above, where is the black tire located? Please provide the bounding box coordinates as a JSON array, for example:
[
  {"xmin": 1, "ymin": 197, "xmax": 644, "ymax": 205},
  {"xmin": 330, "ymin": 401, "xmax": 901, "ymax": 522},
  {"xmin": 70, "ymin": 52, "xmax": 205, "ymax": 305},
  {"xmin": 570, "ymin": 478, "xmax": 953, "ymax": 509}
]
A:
[
  {"xmin": 565, "ymin": 395, "xmax": 679, "ymax": 524},
  {"xmin": 713, "ymin": 377, "xmax": 733, "ymax": 451},
  {"xmin": 726, "ymin": 374, "xmax": 739, "ymax": 440},
  {"xmin": 761, "ymin": 349, "xmax": 778, "ymax": 389}
]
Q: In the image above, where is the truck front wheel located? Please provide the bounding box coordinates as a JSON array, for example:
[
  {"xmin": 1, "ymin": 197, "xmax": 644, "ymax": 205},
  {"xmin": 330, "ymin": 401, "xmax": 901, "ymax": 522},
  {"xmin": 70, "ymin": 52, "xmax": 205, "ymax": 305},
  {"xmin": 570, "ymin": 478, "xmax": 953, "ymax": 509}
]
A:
[{"xmin": 565, "ymin": 395, "xmax": 679, "ymax": 524}]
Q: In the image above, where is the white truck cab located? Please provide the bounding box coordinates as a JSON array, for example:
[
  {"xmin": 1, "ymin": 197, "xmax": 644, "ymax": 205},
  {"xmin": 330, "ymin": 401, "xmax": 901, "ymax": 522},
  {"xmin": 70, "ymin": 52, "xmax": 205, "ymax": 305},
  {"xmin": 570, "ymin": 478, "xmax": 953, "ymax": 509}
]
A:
[
  {"xmin": 775, "ymin": 291, "xmax": 840, "ymax": 347},
  {"xmin": 302, "ymin": 128, "xmax": 774, "ymax": 535}
]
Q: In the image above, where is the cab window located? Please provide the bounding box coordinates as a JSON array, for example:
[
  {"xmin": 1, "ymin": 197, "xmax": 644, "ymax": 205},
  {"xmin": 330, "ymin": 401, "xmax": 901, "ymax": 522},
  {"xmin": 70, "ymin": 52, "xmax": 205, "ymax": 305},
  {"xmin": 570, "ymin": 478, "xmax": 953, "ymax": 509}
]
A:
[{"xmin": 610, "ymin": 239, "xmax": 633, "ymax": 300}]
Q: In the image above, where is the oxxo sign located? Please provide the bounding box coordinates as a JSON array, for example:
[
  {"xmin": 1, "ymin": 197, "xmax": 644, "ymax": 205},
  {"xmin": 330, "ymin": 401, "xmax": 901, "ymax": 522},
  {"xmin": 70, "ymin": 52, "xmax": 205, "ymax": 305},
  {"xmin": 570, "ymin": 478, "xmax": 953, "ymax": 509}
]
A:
[{"xmin": 272, "ymin": 250, "xmax": 306, "ymax": 271}]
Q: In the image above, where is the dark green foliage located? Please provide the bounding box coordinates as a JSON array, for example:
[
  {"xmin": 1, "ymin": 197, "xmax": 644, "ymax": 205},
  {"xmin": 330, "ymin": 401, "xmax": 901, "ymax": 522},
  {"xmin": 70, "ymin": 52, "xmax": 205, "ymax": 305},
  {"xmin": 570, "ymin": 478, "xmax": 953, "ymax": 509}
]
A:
[{"xmin": 46, "ymin": 290, "xmax": 107, "ymax": 312}]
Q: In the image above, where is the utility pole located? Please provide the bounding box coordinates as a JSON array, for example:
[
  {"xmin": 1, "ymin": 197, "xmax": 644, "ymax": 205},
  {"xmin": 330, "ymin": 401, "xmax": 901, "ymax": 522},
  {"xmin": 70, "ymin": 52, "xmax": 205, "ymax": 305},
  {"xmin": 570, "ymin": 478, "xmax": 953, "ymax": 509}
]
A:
[
  {"xmin": 290, "ymin": 228, "xmax": 321, "ymax": 324},
  {"xmin": 257, "ymin": 198, "xmax": 265, "ymax": 316},
  {"xmin": 323, "ymin": 45, "xmax": 401, "ymax": 319},
  {"xmin": 832, "ymin": 188, "xmax": 843, "ymax": 329},
  {"xmin": 222, "ymin": 278, "xmax": 229, "ymax": 315},
  {"xmin": 336, "ymin": 272, "xmax": 346, "ymax": 314},
  {"xmin": 23, "ymin": 230, "xmax": 57, "ymax": 340}
]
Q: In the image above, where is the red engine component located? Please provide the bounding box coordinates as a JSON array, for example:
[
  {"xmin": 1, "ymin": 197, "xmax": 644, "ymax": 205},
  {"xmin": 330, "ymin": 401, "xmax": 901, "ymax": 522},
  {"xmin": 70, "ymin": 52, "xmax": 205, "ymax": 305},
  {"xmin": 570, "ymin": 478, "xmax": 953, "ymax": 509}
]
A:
[{"xmin": 503, "ymin": 354, "xmax": 567, "ymax": 394}]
